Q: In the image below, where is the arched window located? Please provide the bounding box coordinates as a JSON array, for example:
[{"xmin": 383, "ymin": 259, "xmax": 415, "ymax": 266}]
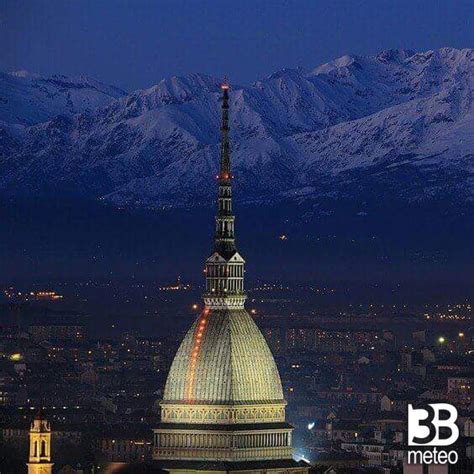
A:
[
  {"xmin": 41, "ymin": 440, "xmax": 46, "ymax": 457},
  {"xmin": 34, "ymin": 440, "xmax": 38, "ymax": 457}
]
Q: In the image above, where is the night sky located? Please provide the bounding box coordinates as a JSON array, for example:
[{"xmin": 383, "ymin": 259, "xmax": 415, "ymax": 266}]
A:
[{"xmin": 2, "ymin": 0, "xmax": 473, "ymax": 90}]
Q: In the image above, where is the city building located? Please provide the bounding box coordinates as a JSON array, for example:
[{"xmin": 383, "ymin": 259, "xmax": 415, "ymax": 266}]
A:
[
  {"xmin": 340, "ymin": 440, "xmax": 388, "ymax": 466},
  {"xmin": 27, "ymin": 409, "xmax": 53, "ymax": 474},
  {"xmin": 96, "ymin": 425, "xmax": 152, "ymax": 463},
  {"xmin": 152, "ymin": 83, "xmax": 308, "ymax": 473},
  {"xmin": 28, "ymin": 313, "xmax": 87, "ymax": 343}
]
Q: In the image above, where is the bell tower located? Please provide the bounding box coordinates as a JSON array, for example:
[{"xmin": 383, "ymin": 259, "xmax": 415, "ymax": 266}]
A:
[{"xmin": 27, "ymin": 409, "xmax": 53, "ymax": 474}]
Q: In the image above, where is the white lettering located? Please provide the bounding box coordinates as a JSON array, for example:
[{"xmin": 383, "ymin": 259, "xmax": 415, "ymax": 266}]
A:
[
  {"xmin": 448, "ymin": 450, "xmax": 458, "ymax": 464},
  {"xmin": 407, "ymin": 449, "xmax": 458, "ymax": 465},
  {"xmin": 408, "ymin": 451, "xmax": 423, "ymax": 464}
]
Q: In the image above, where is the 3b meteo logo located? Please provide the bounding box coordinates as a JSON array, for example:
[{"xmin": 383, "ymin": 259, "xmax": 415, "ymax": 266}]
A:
[{"xmin": 407, "ymin": 403, "xmax": 460, "ymax": 465}]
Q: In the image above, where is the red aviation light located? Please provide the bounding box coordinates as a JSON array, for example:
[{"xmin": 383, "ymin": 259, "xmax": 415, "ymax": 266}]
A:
[{"xmin": 186, "ymin": 308, "xmax": 211, "ymax": 400}]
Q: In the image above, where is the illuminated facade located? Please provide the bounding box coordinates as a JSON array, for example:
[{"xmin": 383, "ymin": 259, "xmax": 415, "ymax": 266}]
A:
[
  {"xmin": 27, "ymin": 410, "xmax": 53, "ymax": 474},
  {"xmin": 153, "ymin": 83, "xmax": 308, "ymax": 473}
]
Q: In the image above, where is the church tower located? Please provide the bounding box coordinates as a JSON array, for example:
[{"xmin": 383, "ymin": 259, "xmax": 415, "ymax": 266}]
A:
[
  {"xmin": 153, "ymin": 83, "xmax": 308, "ymax": 473},
  {"xmin": 27, "ymin": 409, "xmax": 53, "ymax": 474}
]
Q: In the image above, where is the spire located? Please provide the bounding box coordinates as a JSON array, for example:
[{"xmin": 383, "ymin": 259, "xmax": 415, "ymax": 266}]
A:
[
  {"xmin": 214, "ymin": 80, "xmax": 236, "ymax": 256},
  {"xmin": 34, "ymin": 406, "xmax": 44, "ymax": 421},
  {"xmin": 219, "ymin": 78, "xmax": 231, "ymax": 180},
  {"xmin": 203, "ymin": 80, "xmax": 246, "ymax": 310}
]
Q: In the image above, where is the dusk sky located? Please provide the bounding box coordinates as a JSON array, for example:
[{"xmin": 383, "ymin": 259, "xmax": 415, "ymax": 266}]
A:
[{"xmin": 2, "ymin": 0, "xmax": 473, "ymax": 91}]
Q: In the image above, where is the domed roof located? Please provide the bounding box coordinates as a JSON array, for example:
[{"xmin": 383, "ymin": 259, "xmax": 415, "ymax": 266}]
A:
[{"xmin": 163, "ymin": 308, "xmax": 284, "ymax": 404}]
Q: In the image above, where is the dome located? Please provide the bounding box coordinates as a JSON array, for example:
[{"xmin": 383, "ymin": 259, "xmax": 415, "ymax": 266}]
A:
[{"xmin": 163, "ymin": 308, "xmax": 284, "ymax": 404}]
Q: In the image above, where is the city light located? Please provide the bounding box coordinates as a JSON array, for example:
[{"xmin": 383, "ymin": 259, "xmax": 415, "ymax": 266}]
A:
[
  {"xmin": 438, "ymin": 336, "xmax": 446, "ymax": 344},
  {"xmin": 307, "ymin": 422, "xmax": 315, "ymax": 430}
]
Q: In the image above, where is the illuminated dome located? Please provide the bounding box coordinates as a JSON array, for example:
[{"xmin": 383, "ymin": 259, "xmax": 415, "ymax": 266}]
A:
[{"xmin": 163, "ymin": 308, "xmax": 284, "ymax": 404}]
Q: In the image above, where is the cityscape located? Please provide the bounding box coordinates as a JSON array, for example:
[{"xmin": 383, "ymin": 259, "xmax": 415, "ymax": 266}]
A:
[
  {"xmin": 0, "ymin": 275, "xmax": 472, "ymax": 472},
  {"xmin": 1, "ymin": 1, "xmax": 473, "ymax": 473}
]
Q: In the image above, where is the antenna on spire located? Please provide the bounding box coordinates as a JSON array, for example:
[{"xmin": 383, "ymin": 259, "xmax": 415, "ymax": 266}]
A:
[
  {"xmin": 221, "ymin": 76, "xmax": 230, "ymax": 90},
  {"xmin": 219, "ymin": 77, "xmax": 230, "ymax": 181}
]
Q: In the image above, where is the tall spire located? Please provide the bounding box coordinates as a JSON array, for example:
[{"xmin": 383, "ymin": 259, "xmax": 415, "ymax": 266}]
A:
[
  {"xmin": 219, "ymin": 79, "xmax": 231, "ymax": 180},
  {"xmin": 214, "ymin": 80, "xmax": 236, "ymax": 257},
  {"xmin": 155, "ymin": 75, "xmax": 307, "ymax": 474},
  {"xmin": 203, "ymin": 80, "xmax": 246, "ymax": 310}
]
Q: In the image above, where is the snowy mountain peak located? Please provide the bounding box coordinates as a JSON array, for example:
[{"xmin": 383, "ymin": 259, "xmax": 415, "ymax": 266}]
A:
[
  {"xmin": 135, "ymin": 73, "xmax": 220, "ymax": 104},
  {"xmin": 310, "ymin": 54, "xmax": 359, "ymax": 76},
  {"xmin": 8, "ymin": 70, "xmax": 41, "ymax": 79},
  {"xmin": 0, "ymin": 47, "xmax": 472, "ymax": 209},
  {"xmin": 375, "ymin": 49, "xmax": 416, "ymax": 63},
  {"xmin": 0, "ymin": 71, "xmax": 127, "ymax": 126},
  {"xmin": 265, "ymin": 67, "xmax": 307, "ymax": 81}
]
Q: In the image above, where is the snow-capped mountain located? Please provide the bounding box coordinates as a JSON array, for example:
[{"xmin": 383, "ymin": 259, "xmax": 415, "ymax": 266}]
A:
[
  {"xmin": 0, "ymin": 48, "xmax": 472, "ymax": 208},
  {"xmin": 0, "ymin": 71, "xmax": 126, "ymax": 126}
]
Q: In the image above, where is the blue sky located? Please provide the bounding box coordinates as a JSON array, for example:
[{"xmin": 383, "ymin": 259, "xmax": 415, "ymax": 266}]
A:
[{"xmin": 1, "ymin": 0, "xmax": 473, "ymax": 91}]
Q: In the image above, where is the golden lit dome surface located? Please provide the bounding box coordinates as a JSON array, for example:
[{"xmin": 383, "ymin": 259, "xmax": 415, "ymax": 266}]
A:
[{"xmin": 163, "ymin": 308, "xmax": 284, "ymax": 404}]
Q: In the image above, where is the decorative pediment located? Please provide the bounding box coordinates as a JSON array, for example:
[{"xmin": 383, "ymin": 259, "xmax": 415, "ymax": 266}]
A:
[
  {"xmin": 230, "ymin": 252, "xmax": 245, "ymax": 263},
  {"xmin": 206, "ymin": 252, "xmax": 228, "ymax": 263},
  {"xmin": 206, "ymin": 251, "xmax": 245, "ymax": 263}
]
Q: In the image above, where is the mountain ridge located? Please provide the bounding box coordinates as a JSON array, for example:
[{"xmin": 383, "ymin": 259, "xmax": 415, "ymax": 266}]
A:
[
  {"xmin": 0, "ymin": 47, "xmax": 472, "ymax": 209},
  {"xmin": 0, "ymin": 70, "xmax": 127, "ymax": 126}
]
